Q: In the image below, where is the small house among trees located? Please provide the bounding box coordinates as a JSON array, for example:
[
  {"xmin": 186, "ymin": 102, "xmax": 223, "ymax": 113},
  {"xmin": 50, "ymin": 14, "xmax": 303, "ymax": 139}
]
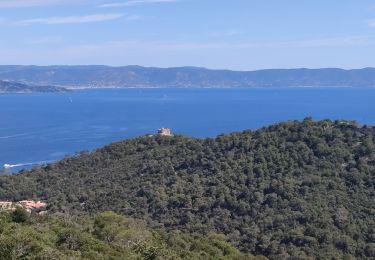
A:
[{"xmin": 0, "ymin": 200, "xmax": 47, "ymax": 213}]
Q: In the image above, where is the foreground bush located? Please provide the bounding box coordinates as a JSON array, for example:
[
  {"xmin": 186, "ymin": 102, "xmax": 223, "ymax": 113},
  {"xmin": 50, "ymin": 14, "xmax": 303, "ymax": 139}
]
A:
[{"xmin": 0, "ymin": 211, "xmax": 257, "ymax": 259}]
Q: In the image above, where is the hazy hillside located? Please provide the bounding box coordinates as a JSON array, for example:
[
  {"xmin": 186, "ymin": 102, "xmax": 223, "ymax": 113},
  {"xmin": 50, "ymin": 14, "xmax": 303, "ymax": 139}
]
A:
[
  {"xmin": 0, "ymin": 80, "xmax": 68, "ymax": 93},
  {"xmin": 1, "ymin": 66, "xmax": 375, "ymax": 88},
  {"xmin": 1, "ymin": 119, "xmax": 375, "ymax": 259}
]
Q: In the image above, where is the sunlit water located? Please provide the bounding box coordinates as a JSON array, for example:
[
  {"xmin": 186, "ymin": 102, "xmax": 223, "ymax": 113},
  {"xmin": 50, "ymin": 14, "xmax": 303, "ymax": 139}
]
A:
[{"xmin": 1, "ymin": 87, "xmax": 375, "ymax": 172}]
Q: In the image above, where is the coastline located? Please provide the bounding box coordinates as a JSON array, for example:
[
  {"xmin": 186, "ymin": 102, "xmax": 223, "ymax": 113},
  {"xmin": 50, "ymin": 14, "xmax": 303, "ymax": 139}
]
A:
[
  {"xmin": 65, "ymin": 85, "xmax": 371, "ymax": 90},
  {"xmin": 1, "ymin": 85, "xmax": 373, "ymax": 93}
]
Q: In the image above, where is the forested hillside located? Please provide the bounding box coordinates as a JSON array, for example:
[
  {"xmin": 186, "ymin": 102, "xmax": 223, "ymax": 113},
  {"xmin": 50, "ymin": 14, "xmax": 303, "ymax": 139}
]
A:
[
  {"xmin": 0, "ymin": 80, "xmax": 67, "ymax": 93},
  {"xmin": 1, "ymin": 118, "xmax": 375, "ymax": 259},
  {"xmin": 0, "ymin": 209, "xmax": 254, "ymax": 259}
]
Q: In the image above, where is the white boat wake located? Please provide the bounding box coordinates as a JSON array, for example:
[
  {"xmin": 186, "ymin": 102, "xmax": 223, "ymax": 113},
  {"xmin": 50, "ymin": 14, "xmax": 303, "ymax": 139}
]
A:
[
  {"xmin": 0, "ymin": 133, "xmax": 29, "ymax": 139},
  {"xmin": 3, "ymin": 160, "xmax": 54, "ymax": 169}
]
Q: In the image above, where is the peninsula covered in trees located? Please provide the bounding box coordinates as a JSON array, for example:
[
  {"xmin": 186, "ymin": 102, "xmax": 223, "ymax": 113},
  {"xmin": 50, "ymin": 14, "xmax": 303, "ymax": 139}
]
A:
[
  {"xmin": 0, "ymin": 80, "xmax": 68, "ymax": 93},
  {"xmin": 0, "ymin": 118, "xmax": 374, "ymax": 259}
]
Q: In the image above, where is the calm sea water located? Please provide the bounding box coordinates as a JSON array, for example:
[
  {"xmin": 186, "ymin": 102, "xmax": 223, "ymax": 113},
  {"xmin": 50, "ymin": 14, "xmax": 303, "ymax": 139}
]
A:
[{"xmin": 1, "ymin": 87, "xmax": 375, "ymax": 172}]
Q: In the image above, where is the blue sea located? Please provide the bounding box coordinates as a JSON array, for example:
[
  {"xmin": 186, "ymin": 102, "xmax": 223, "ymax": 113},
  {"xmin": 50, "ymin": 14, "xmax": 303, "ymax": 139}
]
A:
[{"xmin": 1, "ymin": 87, "xmax": 375, "ymax": 172}]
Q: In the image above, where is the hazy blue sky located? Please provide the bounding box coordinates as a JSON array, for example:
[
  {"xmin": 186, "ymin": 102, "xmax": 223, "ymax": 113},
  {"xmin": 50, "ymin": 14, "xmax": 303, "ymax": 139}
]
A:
[{"xmin": 1, "ymin": 0, "xmax": 375, "ymax": 70}]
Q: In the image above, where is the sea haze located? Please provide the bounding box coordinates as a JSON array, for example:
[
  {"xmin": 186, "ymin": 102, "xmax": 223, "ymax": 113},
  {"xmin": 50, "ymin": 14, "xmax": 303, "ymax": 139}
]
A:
[{"xmin": 1, "ymin": 87, "xmax": 374, "ymax": 172}]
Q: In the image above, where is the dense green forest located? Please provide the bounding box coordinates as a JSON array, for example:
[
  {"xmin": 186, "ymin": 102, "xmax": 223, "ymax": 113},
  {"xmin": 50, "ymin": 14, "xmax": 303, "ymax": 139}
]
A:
[
  {"xmin": 0, "ymin": 208, "xmax": 255, "ymax": 259},
  {"xmin": 1, "ymin": 118, "xmax": 375, "ymax": 259},
  {"xmin": 0, "ymin": 80, "xmax": 67, "ymax": 93}
]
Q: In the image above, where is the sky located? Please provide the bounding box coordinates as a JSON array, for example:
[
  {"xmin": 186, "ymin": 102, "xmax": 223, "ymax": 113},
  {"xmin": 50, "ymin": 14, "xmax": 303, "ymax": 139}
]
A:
[{"xmin": 0, "ymin": 0, "xmax": 375, "ymax": 70}]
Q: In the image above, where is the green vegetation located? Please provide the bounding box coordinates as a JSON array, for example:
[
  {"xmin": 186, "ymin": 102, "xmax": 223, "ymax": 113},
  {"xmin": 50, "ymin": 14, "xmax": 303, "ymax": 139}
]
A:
[
  {"xmin": 0, "ymin": 80, "xmax": 68, "ymax": 93},
  {"xmin": 1, "ymin": 118, "xmax": 375, "ymax": 259},
  {"xmin": 0, "ymin": 210, "xmax": 254, "ymax": 259}
]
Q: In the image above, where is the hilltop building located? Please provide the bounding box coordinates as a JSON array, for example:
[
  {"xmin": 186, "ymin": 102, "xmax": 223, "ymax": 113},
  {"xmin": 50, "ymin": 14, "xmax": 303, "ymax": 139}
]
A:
[{"xmin": 158, "ymin": 128, "xmax": 173, "ymax": 136}]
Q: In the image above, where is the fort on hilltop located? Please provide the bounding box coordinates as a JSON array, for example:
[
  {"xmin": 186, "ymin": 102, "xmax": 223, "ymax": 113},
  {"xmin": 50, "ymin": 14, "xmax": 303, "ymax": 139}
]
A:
[{"xmin": 158, "ymin": 128, "xmax": 173, "ymax": 136}]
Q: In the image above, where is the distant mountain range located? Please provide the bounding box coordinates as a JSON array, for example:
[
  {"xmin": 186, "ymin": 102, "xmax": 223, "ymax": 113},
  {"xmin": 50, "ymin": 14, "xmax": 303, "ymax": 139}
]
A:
[
  {"xmin": 1, "ymin": 65, "xmax": 375, "ymax": 88},
  {"xmin": 0, "ymin": 80, "xmax": 68, "ymax": 93}
]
